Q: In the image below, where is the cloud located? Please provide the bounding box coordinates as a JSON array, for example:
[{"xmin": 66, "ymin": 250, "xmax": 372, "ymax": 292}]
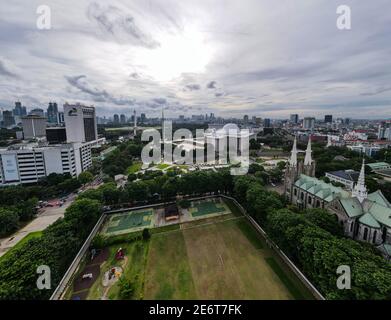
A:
[
  {"xmin": 185, "ymin": 84, "xmax": 201, "ymax": 91},
  {"xmin": 0, "ymin": 59, "xmax": 18, "ymax": 78},
  {"xmin": 86, "ymin": 2, "xmax": 160, "ymax": 49},
  {"xmin": 65, "ymin": 75, "xmax": 135, "ymax": 105},
  {"xmin": 206, "ymin": 81, "xmax": 217, "ymax": 89},
  {"xmin": 360, "ymin": 87, "xmax": 391, "ymax": 96}
]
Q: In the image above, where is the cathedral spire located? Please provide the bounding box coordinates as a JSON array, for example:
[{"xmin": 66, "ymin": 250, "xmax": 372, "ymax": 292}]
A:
[
  {"xmin": 352, "ymin": 159, "xmax": 368, "ymax": 203},
  {"xmin": 289, "ymin": 136, "xmax": 298, "ymax": 167},
  {"xmin": 304, "ymin": 136, "xmax": 312, "ymax": 166}
]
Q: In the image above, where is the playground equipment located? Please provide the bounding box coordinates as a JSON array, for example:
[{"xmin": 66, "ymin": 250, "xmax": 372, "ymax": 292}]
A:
[
  {"xmin": 115, "ymin": 248, "xmax": 125, "ymax": 260},
  {"xmin": 82, "ymin": 273, "xmax": 93, "ymax": 280}
]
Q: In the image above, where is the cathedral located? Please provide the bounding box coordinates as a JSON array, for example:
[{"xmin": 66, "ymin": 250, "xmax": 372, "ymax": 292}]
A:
[{"xmin": 284, "ymin": 137, "xmax": 391, "ymax": 260}]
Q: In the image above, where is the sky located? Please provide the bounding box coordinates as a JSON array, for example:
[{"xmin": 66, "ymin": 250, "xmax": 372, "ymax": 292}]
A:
[{"xmin": 0, "ymin": 0, "xmax": 390, "ymax": 119}]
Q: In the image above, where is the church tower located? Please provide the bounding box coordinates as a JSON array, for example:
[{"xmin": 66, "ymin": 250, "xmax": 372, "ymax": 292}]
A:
[
  {"xmin": 284, "ymin": 136, "xmax": 300, "ymax": 200},
  {"xmin": 303, "ymin": 137, "xmax": 316, "ymax": 177},
  {"xmin": 352, "ymin": 159, "xmax": 368, "ymax": 203}
]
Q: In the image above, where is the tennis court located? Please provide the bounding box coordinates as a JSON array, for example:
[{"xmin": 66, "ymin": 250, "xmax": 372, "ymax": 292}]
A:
[
  {"xmin": 104, "ymin": 209, "xmax": 154, "ymax": 235},
  {"xmin": 190, "ymin": 199, "xmax": 230, "ymax": 218}
]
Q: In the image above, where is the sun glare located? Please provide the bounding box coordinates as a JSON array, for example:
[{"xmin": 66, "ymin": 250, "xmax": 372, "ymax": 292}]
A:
[{"xmin": 136, "ymin": 28, "xmax": 213, "ymax": 82}]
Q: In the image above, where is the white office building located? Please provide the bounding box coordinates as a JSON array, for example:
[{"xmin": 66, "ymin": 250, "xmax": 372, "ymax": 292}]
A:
[
  {"xmin": 0, "ymin": 139, "xmax": 105, "ymax": 186},
  {"xmin": 64, "ymin": 103, "xmax": 97, "ymax": 143}
]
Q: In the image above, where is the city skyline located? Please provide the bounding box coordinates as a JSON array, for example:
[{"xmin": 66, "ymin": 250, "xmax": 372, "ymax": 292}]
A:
[{"xmin": 1, "ymin": 1, "xmax": 391, "ymax": 119}]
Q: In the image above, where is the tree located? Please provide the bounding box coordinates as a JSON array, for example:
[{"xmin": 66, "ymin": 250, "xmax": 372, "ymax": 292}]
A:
[
  {"xmin": 142, "ymin": 228, "xmax": 150, "ymax": 241},
  {"xmin": 304, "ymin": 208, "xmax": 344, "ymax": 237},
  {"xmin": 118, "ymin": 277, "xmax": 135, "ymax": 299},
  {"xmin": 0, "ymin": 208, "xmax": 19, "ymax": 237},
  {"xmin": 78, "ymin": 171, "xmax": 94, "ymax": 185},
  {"xmin": 178, "ymin": 199, "xmax": 191, "ymax": 209}
]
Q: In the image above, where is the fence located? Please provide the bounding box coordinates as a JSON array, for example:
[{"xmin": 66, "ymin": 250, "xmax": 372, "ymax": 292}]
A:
[
  {"xmin": 221, "ymin": 195, "xmax": 325, "ymax": 300},
  {"xmin": 51, "ymin": 194, "xmax": 325, "ymax": 300}
]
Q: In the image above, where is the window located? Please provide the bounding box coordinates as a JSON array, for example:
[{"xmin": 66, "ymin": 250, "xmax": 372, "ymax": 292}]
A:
[
  {"xmin": 363, "ymin": 227, "xmax": 368, "ymax": 241},
  {"xmin": 373, "ymin": 230, "xmax": 377, "ymax": 243},
  {"xmin": 316, "ymin": 200, "xmax": 321, "ymax": 208},
  {"xmin": 294, "ymin": 188, "xmax": 297, "ymax": 196},
  {"xmin": 350, "ymin": 222, "xmax": 354, "ymax": 232},
  {"xmin": 308, "ymin": 196, "xmax": 312, "ymax": 204},
  {"xmin": 301, "ymin": 192, "xmax": 304, "ymax": 201}
]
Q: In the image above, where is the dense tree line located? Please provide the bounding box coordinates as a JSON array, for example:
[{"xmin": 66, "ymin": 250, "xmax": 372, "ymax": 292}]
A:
[
  {"xmin": 230, "ymin": 174, "xmax": 391, "ymax": 299},
  {"xmin": 0, "ymin": 173, "xmax": 85, "ymax": 237},
  {"xmin": 0, "ymin": 198, "xmax": 101, "ymax": 299},
  {"xmin": 102, "ymin": 141, "xmax": 143, "ymax": 177}
]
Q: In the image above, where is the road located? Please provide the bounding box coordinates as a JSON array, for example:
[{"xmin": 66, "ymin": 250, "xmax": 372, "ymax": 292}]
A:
[{"xmin": 0, "ymin": 178, "xmax": 103, "ymax": 258}]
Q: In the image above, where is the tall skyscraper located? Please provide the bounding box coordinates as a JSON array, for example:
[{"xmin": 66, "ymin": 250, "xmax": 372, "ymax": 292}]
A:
[
  {"xmin": 243, "ymin": 115, "xmax": 249, "ymax": 124},
  {"xmin": 264, "ymin": 118, "xmax": 271, "ymax": 127},
  {"xmin": 113, "ymin": 114, "xmax": 119, "ymax": 124},
  {"xmin": 47, "ymin": 102, "xmax": 59, "ymax": 124},
  {"xmin": 2, "ymin": 110, "xmax": 15, "ymax": 128},
  {"xmin": 120, "ymin": 114, "xmax": 126, "ymax": 124},
  {"xmin": 64, "ymin": 103, "xmax": 97, "ymax": 143},
  {"xmin": 303, "ymin": 117, "xmax": 315, "ymax": 130},
  {"xmin": 290, "ymin": 114, "xmax": 299, "ymax": 124},
  {"xmin": 324, "ymin": 115, "xmax": 333, "ymax": 123}
]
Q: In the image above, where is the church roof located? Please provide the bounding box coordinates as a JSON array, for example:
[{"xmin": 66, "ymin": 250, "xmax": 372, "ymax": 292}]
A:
[
  {"xmin": 367, "ymin": 190, "xmax": 391, "ymax": 208},
  {"xmin": 366, "ymin": 201, "xmax": 391, "ymax": 228},
  {"xmin": 295, "ymin": 174, "xmax": 350, "ymax": 201},
  {"xmin": 340, "ymin": 197, "xmax": 363, "ymax": 218},
  {"xmin": 359, "ymin": 213, "xmax": 381, "ymax": 228}
]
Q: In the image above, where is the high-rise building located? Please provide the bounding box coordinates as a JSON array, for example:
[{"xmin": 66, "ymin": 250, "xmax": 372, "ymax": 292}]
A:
[
  {"xmin": 264, "ymin": 118, "xmax": 271, "ymax": 128},
  {"xmin": 324, "ymin": 115, "xmax": 333, "ymax": 123},
  {"xmin": 243, "ymin": 115, "xmax": 249, "ymax": 124},
  {"xmin": 58, "ymin": 112, "xmax": 65, "ymax": 124},
  {"xmin": 140, "ymin": 113, "xmax": 146, "ymax": 123},
  {"xmin": 2, "ymin": 110, "xmax": 15, "ymax": 128},
  {"xmin": 14, "ymin": 102, "xmax": 23, "ymax": 116},
  {"xmin": 290, "ymin": 114, "xmax": 299, "ymax": 124},
  {"xmin": 303, "ymin": 117, "xmax": 315, "ymax": 130},
  {"xmin": 113, "ymin": 114, "xmax": 119, "ymax": 124},
  {"xmin": 120, "ymin": 114, "xmax": 126, "ymax": 124},
  {"xmin": 21, "ymin": 115, "xmax": 47, "ymax": 139},
  {"xmin": 64, "ymin": 103, "xmax": 97, "ymax": 143},
  {"xmin": 47, "ymin": 102, "xmax": 59, "ymax": 124},
  {"xmin": 30, "ymin": 108, "xmax": 45, "ymax": 117}
]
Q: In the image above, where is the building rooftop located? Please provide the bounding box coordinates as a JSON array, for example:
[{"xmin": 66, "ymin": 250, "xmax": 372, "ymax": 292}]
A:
[{"xmin": 327, "ymin": 169, "xmax": 359, "ymax": 182}]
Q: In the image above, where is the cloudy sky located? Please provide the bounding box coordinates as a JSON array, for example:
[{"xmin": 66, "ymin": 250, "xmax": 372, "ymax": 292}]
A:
[{"xmin": 0, "ymin": 0, "xmax": 390, "ymax": 119}]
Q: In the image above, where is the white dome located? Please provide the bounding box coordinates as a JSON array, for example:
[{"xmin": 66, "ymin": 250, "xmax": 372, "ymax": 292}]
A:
[{"xmin": 222, "ymin": 123, "xmax": 239, "ymax": 133}]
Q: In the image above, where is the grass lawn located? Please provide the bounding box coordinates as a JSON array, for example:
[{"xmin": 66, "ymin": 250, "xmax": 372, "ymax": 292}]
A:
[
  {"xmin": 144, "ymin": 231, "xmax": 196, "ymax": 299},
  {"xmin": 156, "ymin": 163, "xmax": 171, "ymax": 170},
  {"xmin": 126, "ymin": 162, "xmax": 143, "ymax": 175},
  {"xmin": 0, "ymin": 231, "xmax": 43, "ymax": 262},
  {"xmin": 143, "ymin": 217, "xmax": 313, "ymax": 300}
]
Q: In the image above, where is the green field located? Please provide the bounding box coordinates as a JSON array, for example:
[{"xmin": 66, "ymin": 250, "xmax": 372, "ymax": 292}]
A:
[
  {"xmin": 104, "ymin": 209, "xmax": 154, "ymax": 235},
  {"xmin": 126, "ymin": 162, "xmax": 143, "ymax": 175},
  {"xmin": 190, "ymin": 200, "xmax": 228, "ymax": 217},
  {"xmin": 80, "ymin": 211, "xmax": 314, "ymax": 300},
  {"xmin": 143, "ymin": 217, "xmax": 313, "ymax": 300}
]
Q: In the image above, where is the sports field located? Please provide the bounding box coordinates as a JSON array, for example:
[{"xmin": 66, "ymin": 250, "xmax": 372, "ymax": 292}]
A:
[
  {"xmin": 190, "ymin": 199, "xmax": 230, "ymax": 218},
  {"xmin": 143, "ymin": 217, "xmax": 313, "ymax": 300},
  {"xmin": 103, "ymin": 209, "xmax": 154, "ymax": 236}
]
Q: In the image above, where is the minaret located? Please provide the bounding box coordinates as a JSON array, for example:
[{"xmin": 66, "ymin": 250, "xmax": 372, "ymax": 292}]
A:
[
  {"xmin": 352, "ymin": 159, "xmax": 368, "ymax": 203},
  {"xmin": 133, "ymin": 109, "xmax": 137, "ymax": 136}
]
